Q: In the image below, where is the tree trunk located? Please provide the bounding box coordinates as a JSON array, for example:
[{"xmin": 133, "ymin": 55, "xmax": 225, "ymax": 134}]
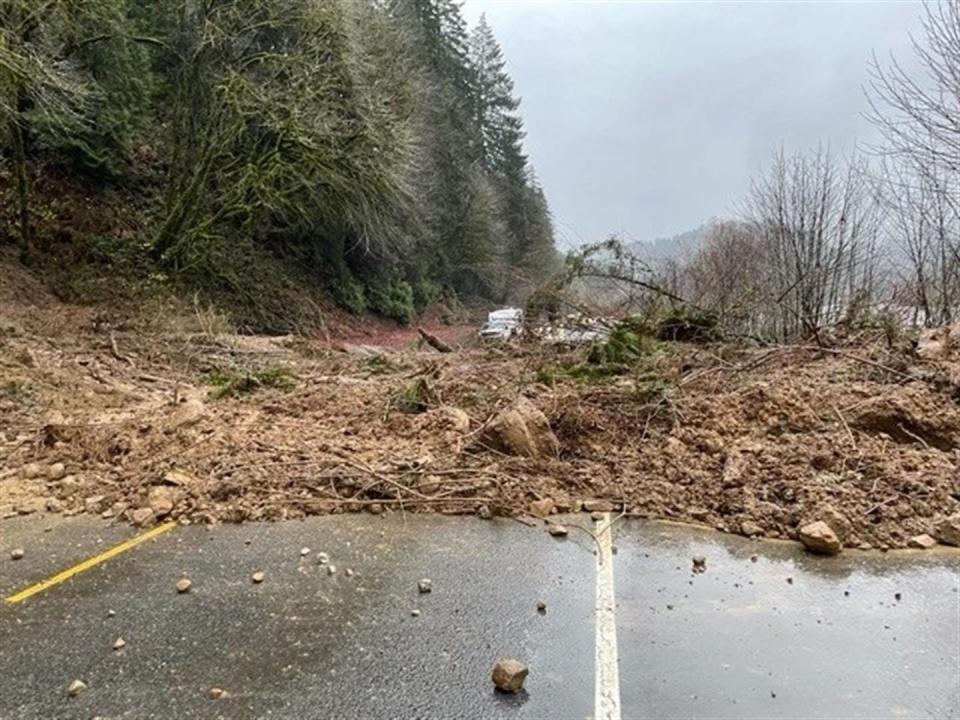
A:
[{"xmin": 10, "ymin": 118, "xmax": 31, "ymax": 261}]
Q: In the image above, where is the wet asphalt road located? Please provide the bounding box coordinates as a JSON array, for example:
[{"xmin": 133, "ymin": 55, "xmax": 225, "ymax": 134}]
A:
[{"xmin": 0, "ymin": 513, "xmax": 958, "ymax": 719}]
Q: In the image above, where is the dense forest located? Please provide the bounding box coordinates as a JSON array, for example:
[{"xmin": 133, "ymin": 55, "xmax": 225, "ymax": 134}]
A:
[{"xmin": 0, "ymin": 0, "xmax": 557, "ymax": 330}]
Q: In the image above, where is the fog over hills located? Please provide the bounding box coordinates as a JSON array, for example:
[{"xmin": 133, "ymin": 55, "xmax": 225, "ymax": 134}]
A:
[{"xmin": 628, "ymin": 224, "xmax": 710, "ymax": 264}]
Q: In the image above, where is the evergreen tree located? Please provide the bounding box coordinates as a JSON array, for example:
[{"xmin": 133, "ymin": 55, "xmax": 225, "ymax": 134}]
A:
[
  {"xmin": 0, "ymin": 0, "xmax": 147, "ymax": 256},
  {"xmin": 469, "ymin": 13, "xmax": 520, "ymax": 173},
  {"xmin": 388, "ymin": 0, "xmax": 498, "ymax": 295},
  {"xmin": 468, "ymin": 13, "xmax": 556, "ymax": 287}
]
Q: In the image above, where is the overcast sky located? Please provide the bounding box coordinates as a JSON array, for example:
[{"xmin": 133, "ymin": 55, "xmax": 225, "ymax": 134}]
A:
[{"xmin": 461, "ymin": 0, "xmax": 927, "ymax": 249}]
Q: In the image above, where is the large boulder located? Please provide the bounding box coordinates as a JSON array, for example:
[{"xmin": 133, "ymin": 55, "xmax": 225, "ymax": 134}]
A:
[
  {"xmin": 801, "ymin": 504, "xmax": 854, "ymax": 544},
  {"xmin": 916, "ymin": 323, "xmax": 960, "ymax": 359},
  {"xmin": 165, "ymin": 399, "xmax": 205, "ymax": 431},
  {"xmin": 908, "ymin": 533, "xmax": 937, "ymax": 550},
  {"xmin": 935, "ymin": 514, "xmax": 960, "ymax": 546},
  {"xmin": 479, "ymin": 397, "xmax": 559, "ymax": 460},
  {"xmin": 797, "ymin": 521, "xmax": 843, "ymax": 555},
  {"xmin": 146, "ymin": 486, "xmax": 178, "ymax": 518}
]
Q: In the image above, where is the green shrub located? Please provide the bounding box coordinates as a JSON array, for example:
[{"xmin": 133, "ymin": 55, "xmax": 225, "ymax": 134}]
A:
[
  {"xmin": 331, "ymin": 276, "xmax": 368, "ymax": 315},
  {"xmin": 411, "ymin": 279, "xmax": 443, "ymax": 312},
  {"xmin": 586, "ymin": 323, "xmax": 651, "ymax": 365},
  {"xmin": 391, "ymin": 377, "xmax": 437, "ymax": 413},
  {"xmin": 656, "ymin": 309, "xmax": 720, "ymax": 343},
  {"xmin": 367, "ymin": 279, "xmax": 415, "ymax": 324},
  {"xmin": 364, "ymin": 353, "xmax": 395, "ymax": 374},
  {"xmin": 200, "ymin": 366, "xmax": 297, "ymax": 399}
]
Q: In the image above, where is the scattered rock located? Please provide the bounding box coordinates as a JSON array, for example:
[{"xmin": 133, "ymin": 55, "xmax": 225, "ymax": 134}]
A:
[
  {"xmin": 345, "ymin": 568, "xmax": 354, "ymax": 577},
  {"xmin": 895, "ymin": 592, "xmax": 902, "ymax": 602},
  {"xmin": 478, "ymin": 505, "xmax": 492, "ymax": 520},
  {"xmin": 22, "ymin": 463, "xmax": 42, "ymax": 479},
  {"xmin": 67, "ymin": 679, "xmax": 87, "ymax": 697},
  {"xmin": 411, "ymin": 609, "xmax": 421, "ymax": 617},
  {"xmin": 583, "ymin": 499, "xmax": 615, "ymax": 513},
  {"xmin": 45, "ymin": 498, "xmax": 64, "ymax": 513},
  {"xmin": 56, "ymin": 476, "xmax": 80, "ymax": 498},
  {"xmin": 908, "ymin": 533, "xmax": 937, "ymax": 550},
  {"xmin": 797, "ymin": 521, "xmax": 843, "ymax": 555},
  {"xmin": 492, "ymin": 658, "xmax": 528, "ymax": 693},
  {"xmin": 368, "ymin": 503, "xmax": 383, "ymax": 515},
  {"xmin": 590, "ymin": 511, "xmax": 605, "ymax": 521},
  {"xmin": 146, "ymin": 486, "xmax": 176, "ymax": 518},
  {"xmin": 316, "ymin": 552, "xmax": 330, "ymax": 565},
  {"xmin": 478, "ymin": 397, "xmax": 560, "ymax": 459},
  {"xmin": 689, "ymin": 507, "xmax": 710, "ymax": 521},
  {"xmin": 300, "ymin": 547, "xmax": 311, "ymax": 557},
  {"xmin": 130, "ymin": 507, "xmax": 155, "ymax": 527},
  {"xmin": 10, "ymin": 548, "xmax": 24, "ymax": 560},
  {"xmin": 84, "ymin": 495, "xmax": 107, "ymax": 514},
  {"xmin": 692, "ymin": 555, "xmax": 707, "ymax": 573},
  {"xmin": 106, "ymin": 609, "xmax": 116, "ymax": 617},
  {"xmin": 721, "ymin": 449, "xmax": 746, "ymax": 487},
  {"xmin": 47, "ymin": 463, "xmax": 66, "ymax": 481},
  {"xmin": 209, "ymin": 687, "xmax": 226, "ymax": 700},
  {"xmin": 113, "ymin": 637, "xmax": 126, "ymax": 651},
  {"xmin": 166, "ymin": 398, "xmax": 205, "ymax": 431},
  {"xmin": 935, "ymin": 514, "xmax": 960, "ymax": 547},
  {"xmin": 163, "ymin": 468, "xmax": 199, "ymax": 487},
  {"xmin": 418, "ymin": 578, "xmax": 432, "ymax": 594},
  {"xmin": 553, "ymin": 495, "xmax": 578, "ymax": 513},
  {"xmin": 15, "ymin": 499, "xmax": 44, "ymax": 515},
  {"xmin": 528, "ymin": 498, "xmax": 555, "ymax": 518},
  {"xmin": 664, "ymin": 436, "xmax": 686, "ymax": 455},
  {"xmin": 251, "ymin": 571, "xmax": 265, "ymax": 584},
  {"xmin": 750, "ymin": 554, "xmax": 758, "ymax": 563},
  {"xmin": 175, "ymin": 578, "xmax": 192, "ymax": 593},
  {"xmin": 441, "ymin": 406, "xmax": 471, "ymax": 433},
  {"xmin": 104, "ymin": 501, "xmax": 127, "ymax": 519},
  {"xmin": 327, "ymin": 565, "xmax": 337, "ymax": 575},
  {"xmin": 740, "ymin": 520, "xmax": 764, "ymax": 537},
  {"xmin": 547, "ymin": 524, "xmax": 568, "ymax": 537},
  {"xmin": 536, "ymin": 600, "xmax": 546, "ymax": 614}
]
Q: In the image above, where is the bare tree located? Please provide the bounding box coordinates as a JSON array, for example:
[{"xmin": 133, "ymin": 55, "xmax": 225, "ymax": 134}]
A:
[
  {"xmin": 868, "ymin": 0, "xmax": 960, "ymax": 324},
  {"xmin": 877, "ymin": 158, "xmax": 960, "ymax": 325},
  {"xmin": 742, "ymin": 147, "xmax": 882, "ymax": 340}
]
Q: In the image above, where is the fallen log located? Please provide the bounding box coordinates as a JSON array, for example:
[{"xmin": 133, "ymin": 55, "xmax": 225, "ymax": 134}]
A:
[{"xmin": 417, "ymin": 327, "xmax": 454, "ymax": 353}]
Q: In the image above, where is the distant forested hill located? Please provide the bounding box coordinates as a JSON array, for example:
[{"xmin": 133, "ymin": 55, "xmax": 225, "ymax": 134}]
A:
[{"xmin": 627, "ymin": 224, "xmax": 709, "ymax": 265}]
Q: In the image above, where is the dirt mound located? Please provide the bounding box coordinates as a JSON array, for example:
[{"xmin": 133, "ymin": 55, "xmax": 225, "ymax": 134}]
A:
[{"xmin": 2, "ymin": 277, "xmax": 960, "ymax": 549}]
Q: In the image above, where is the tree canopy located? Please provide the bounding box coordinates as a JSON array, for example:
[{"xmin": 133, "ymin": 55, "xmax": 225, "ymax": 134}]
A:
[{"xmin": 0, "ymin": 0, "xmax": 557, "ymax": 327}]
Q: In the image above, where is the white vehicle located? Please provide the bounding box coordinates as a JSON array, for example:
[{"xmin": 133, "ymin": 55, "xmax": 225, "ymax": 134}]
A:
[
  {"xmin": 488, "ymin": 308, "xmax": 524, "ymax": 324},
  {"xmin": 479, "ymin": 307, "xmax": 524, "ymax": 341}
]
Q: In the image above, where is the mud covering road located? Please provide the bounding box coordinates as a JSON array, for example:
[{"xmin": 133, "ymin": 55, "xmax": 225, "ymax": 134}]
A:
[
  {"xmin": 1, "ymin": 514, "xmax": 958, "ymax": 719},
  {"xmin": 5, "ymin": 258, "xmax": 960, "ymax": 548}
]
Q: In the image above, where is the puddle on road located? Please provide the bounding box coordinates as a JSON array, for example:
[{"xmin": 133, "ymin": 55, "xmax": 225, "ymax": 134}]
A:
[{"xmin": 613, "ymin": 520, "xmax": 960, "ymax": 719}]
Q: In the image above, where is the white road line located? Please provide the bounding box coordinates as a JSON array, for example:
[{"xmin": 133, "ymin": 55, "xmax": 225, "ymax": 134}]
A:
[{"xmin": 595, "ymin": 512, "xmax": 622, "ymax": 720}]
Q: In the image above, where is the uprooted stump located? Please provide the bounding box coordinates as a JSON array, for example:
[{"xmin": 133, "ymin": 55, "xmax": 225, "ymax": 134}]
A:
[{"xmin": 478, "ymin": 396, "xmax": 560, "ymax": 459}]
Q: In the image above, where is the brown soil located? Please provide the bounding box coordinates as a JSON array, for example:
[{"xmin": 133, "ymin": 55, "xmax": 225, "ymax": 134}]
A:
[{"xmin": 2, "ymin": 260, "xmax": 959, "ymax": 549}]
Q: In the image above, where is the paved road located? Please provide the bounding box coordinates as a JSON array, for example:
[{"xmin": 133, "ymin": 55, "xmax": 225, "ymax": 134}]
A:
[{"xmin": 0, "ymin": 513, "xmax": 958, "ymax": 719}]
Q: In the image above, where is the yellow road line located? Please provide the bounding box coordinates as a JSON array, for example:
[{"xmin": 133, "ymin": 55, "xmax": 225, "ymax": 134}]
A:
[{"xmin": 5, "ymin": 521, "xmax": 177, "ymax": 604}]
